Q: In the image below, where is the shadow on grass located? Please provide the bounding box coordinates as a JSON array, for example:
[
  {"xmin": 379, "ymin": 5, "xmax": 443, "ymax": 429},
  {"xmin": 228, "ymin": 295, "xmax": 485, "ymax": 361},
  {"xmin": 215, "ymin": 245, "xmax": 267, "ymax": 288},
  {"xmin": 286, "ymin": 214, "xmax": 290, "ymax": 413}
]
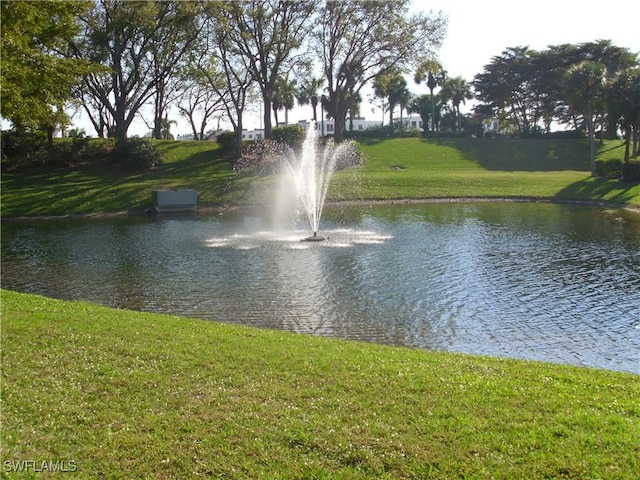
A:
[
  {"xmin": 1, "ymin": 146, "xmax": 241, "ymax": 216},
  {"xmin": 428, "ymin": 137, "xmax": 591, "ymax": 172},
  {"xmin": 555, "ymin": 177, "xmax": 640, "ymax": 205}
]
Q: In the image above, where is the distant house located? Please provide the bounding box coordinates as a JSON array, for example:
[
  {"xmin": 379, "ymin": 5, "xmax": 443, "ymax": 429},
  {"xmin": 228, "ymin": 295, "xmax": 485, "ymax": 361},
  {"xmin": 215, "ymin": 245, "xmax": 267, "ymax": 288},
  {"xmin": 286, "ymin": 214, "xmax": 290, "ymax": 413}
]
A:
[
  {"xmin": 297, "ymin": 117, "xmax": 386, "ymax": 136},
  {"xmin": 483, "ymin": 118, "xmax": 499, "ymax": 135},
  {"xmin": 241, "ymin": 130, "xmax": 263, "ymax": 141},
  {"xmin": 176, "ymin": 134, "xmax": 196, "ymax": 141}
]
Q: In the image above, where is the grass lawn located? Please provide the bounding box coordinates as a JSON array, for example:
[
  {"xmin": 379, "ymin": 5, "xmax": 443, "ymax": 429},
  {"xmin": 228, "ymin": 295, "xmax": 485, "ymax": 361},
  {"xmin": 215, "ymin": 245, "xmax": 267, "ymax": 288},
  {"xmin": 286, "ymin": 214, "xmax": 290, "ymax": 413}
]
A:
[
  {"xmin": 330, "ymin": 137, "xmax": 640, "ymax": 206},
  {"xmin": 1, "ymin": 137, "xmax": 639, "ymax": 218},
  {"xmin": 2, "ymin": 137, "xmax": 639, "ymax": 478},
  {"xmin": 2, "ymin": 290, "xmax": 639, "ymax": 479}
]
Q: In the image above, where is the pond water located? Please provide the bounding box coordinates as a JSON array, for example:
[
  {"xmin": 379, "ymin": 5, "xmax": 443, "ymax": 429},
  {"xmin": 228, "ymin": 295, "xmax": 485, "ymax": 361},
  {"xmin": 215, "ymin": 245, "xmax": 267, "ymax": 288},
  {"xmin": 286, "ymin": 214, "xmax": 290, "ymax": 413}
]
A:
[{"xmin": 2, "ymin": 201, "xmax": 639, "ymax": 374}]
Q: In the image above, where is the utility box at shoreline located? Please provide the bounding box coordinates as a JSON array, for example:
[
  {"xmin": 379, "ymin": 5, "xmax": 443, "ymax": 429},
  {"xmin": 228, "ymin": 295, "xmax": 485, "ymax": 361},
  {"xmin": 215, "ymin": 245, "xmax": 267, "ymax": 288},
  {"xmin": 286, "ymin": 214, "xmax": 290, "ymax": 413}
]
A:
[{"xmin": 152, "ymin": 189, "xmax": 197, "ymax": 213}]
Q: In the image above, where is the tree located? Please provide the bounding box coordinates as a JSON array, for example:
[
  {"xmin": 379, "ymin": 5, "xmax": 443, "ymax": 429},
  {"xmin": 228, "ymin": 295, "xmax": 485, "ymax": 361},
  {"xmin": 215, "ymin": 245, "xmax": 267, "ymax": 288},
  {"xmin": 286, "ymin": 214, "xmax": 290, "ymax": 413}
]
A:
[
  {"xmin": 313, "ymin": 0, "xmax": 446, "ymax": 141},
  {"xmin": 295, "ymin": 77, "xmax": 324, "ymax": 123},
  {"xmin": 408, "ymin": 94, "xmax": 431, "ymax": 133},
  {"xmin": 1, "ymin": 1, "xmax": 92, "ymax": 139},
  {"xmin": 608, "ymin": 68, "xmax": 640, "ymax": 163},
  {"xmin": 414, "ymin": 59, "xmax": 445, "ymax": 132},
  {"xmin": 564, "ymin": 61, "xmax": 607, "ymax": 176},
  {"xmin": 160, "ymin": 117, "xmax": 177, "ymax": 140},
  {"xmin": 373, "ymin": 68, "xmax": 408, "ymax": 131},
  {"xmin": 440, "ymin": 76, "xmax": 473, "ymax": 133},
  {"xmin": 473, "ymin": 47, "xmax": 548, "ymax": 136},
  {"xmin": 70, "ymin": 1, "xmax": 162, "ymax": 146},
  {"xmin": 175, "ymin": 69, "xmax": 227, "ymax": 140},
  {"xmin": 148, "ymin": 2, "xmax": 205, "ymax": 140},
  {"xmin": 272, "ymin": 76, "xmax": 296, "ymax": 126},
  {"xmin": 221, "ymin": 0, "xmax": 316, "ymax": 140},
  {"xmin": 202, "ymin": 5, "xmax": 259, "ymax": 157}
]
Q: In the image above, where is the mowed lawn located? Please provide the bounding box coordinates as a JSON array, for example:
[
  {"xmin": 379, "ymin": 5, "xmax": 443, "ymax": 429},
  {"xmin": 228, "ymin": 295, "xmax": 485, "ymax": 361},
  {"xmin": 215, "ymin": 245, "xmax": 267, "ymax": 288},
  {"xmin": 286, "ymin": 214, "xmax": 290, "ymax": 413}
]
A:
[
  {"xmin": 1, "ymin": 136, "xmax": 639, "ymax": 218},
  {"xmin": 2, "ymin": 137, "xmax": 639, "ymax": 477},
  {"xmin": 331, "ymin": 137, "xmax": 640, "ymax": 206},
  {"xmin": 2, "ymin": 290, "xmax": 639, "ymax": 479}
]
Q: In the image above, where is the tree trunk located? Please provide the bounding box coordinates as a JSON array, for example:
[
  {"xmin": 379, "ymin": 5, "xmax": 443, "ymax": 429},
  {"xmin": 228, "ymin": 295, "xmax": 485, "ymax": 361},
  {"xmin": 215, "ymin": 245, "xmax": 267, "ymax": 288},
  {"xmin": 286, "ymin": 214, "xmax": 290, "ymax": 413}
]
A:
[
  {"xmin": 263, "ymin": 96, "xmax": 273, "ymax": 139},
  {"xmin": 234, "ymin": 116, "xmax": 244, "ymax": 159},
  {"xmin": 623, "ymin": 123, "xmax": 631, "ymax": 163},
  {"xmin": 587, "ymin": 112, "xmax": 596, "ymax": 176}
]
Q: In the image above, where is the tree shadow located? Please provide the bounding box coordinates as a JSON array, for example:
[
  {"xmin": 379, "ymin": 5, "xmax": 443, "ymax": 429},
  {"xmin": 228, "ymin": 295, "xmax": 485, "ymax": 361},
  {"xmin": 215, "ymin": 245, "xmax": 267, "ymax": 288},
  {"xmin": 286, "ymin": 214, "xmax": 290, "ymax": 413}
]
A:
[
  {"xmin": 428, "ymin": 137, "xmax": 591, "ymax": 172},
  {"xmin": 554, "ymin": 177, "xmax": 639, "ymax": 205}
]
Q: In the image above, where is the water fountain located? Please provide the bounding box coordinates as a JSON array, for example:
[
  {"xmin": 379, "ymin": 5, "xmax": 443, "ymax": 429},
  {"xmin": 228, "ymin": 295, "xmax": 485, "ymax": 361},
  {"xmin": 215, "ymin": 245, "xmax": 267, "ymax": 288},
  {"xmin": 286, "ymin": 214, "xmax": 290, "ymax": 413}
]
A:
[{"xmin": 286, "ymin": 121, "xmax": 357, "ymax": 241}]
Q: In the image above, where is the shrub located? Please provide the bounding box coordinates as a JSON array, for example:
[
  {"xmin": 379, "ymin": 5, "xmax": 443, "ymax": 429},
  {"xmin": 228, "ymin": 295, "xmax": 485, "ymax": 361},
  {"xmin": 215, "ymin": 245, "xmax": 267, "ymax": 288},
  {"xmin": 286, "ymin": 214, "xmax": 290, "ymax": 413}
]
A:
[
  {"xmin": 216, "ymin": 131, "xmax": 236, "ymax": 153},
  {"xmin": 1, "ymin": 130, "xmax": 47, "ymax": 171},
  {"xmin": 272, "ymin": 125, "xmax": 305, "ymax": 148},
  {"xmin": 622, "ymin": 160, "xmax": 640, "ymax": 182},
  {"xmin": 113, "ymin": 138, "xmax": 162, "ymax": 171},
  {"xmin": 595, "ymin": 159, "xmax": 623, "ymax": 178}
]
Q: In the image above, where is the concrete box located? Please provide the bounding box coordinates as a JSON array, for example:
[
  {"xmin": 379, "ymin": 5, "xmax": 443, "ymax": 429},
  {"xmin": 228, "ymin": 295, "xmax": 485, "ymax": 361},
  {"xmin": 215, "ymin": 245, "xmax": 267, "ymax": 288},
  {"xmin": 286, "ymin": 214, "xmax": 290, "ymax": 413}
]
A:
[{"xmin": 152, "ymin": 189, "xmax": 197, "ymax": 213}]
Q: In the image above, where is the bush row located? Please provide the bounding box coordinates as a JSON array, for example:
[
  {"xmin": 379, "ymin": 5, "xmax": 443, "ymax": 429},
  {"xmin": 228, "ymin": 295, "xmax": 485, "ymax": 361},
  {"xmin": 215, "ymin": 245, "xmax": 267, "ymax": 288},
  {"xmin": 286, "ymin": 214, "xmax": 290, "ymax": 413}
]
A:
[
  {"xmin": 1, "ymin": 131, "xmax": 161, "ymax": 172},
  {"xmin": 595, "ymin": 159, "xmax": 640, "ymax": 181}
]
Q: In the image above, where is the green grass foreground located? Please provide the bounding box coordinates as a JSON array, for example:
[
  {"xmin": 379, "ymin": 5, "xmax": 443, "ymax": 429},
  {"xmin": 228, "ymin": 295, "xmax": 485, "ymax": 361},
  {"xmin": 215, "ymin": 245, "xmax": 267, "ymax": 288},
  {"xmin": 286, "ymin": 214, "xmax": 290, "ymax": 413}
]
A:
[
  {"xmin": 2, "ymin": 290, "xmax": 639, "ymax": 479},
  {"xmin": 1, "ymin": 137, "xmax": 639, "ymax": 218}
]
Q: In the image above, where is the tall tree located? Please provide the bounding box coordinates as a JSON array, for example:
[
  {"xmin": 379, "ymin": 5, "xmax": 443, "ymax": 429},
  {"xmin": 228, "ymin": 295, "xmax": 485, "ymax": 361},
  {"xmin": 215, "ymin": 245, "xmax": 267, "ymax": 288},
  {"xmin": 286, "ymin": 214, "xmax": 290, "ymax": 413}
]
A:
[
  {"xmin": 414, "ymin": 59, "xmax": 445, "ymax": 132},
  {"xmin": 608, "ymin": 67, "xmax": 640, "ymax": 163},
  {"xmin": 202, "ymin": 4, "xmax": 258, "ymax": 157},
  {"xmin": 373, "ymin": 68, "xmax": 408, "ymax": 130},
  {"xmin": 440, "ymin": 76, "xmax": 473, "ymax": 133},
  {"xmin": 473, "ymin": 47, "xmax": 547, "ymax": 136},
  {"xmin": 272, "ymin": 76, "xmax": 296, "ymax": 126},
  {"xmin": 295, "ymin": 76, "xmax": 324, "ymax": 123},
  {"xmin": 221, "ymin": 0, "xmax": 316, "ymax": 140},
  {"xmin": 313, "ymin": 0, "xmax": 446, "ymax": 141},
  {"xmin": 148, "ymin": 1, "xmax": 205, "ymax": 139},
  {"xmin": 70, "ymin": 1, "xmax": 164, "ymax": 145},
  {"xmin": 564, "ymin": 61, "xmax": 607, "ymax": 176},
  {"xmin": 1, "ymin": 0, "xmax": 92, "ymax": 138},
  {"xmin": 175, "ymin": 68, "xmax": 227, "ymax": 140}
]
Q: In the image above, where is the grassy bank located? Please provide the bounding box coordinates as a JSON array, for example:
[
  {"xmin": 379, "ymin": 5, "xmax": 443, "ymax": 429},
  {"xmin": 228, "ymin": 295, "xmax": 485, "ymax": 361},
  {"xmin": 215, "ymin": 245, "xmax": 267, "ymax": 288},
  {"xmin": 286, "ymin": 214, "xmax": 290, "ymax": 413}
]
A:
[
  {"xmin": 1, "ymin": 290, "xmax": 639, "ymax": 479},
  {"xmin": 1, "ymin": 137, "xmax": 639, "ymax": 218}
]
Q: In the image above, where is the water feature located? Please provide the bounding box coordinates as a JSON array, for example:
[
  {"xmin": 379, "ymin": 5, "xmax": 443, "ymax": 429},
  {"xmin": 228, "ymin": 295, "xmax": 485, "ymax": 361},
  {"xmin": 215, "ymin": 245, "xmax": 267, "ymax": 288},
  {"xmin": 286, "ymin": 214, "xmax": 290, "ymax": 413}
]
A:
[
  {"xmin": 2, "ymin": 202, "xmax": 639, "ymax": 374},
  {"xmin": 284, "ymin": 121, "xmax": 357, "ymax": 240}
]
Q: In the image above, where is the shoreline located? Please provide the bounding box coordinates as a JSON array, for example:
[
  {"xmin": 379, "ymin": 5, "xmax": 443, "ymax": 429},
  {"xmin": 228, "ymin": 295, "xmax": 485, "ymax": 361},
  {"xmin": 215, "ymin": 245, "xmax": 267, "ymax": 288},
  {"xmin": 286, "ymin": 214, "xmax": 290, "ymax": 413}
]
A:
[{"xmin": 2, "ymin": 195, "xmax": 640, "ymax": 223}]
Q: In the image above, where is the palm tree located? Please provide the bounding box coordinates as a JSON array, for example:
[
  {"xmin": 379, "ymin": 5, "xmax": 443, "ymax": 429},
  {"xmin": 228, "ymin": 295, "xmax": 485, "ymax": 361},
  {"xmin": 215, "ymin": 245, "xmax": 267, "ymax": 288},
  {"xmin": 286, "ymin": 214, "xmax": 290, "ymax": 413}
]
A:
[
  {"xmin": 273, "ymin": 76, "xmax": 296, "ymax": 126},
  {"xmin": 397, "ymin": 88, "xmax": 412, "ymax": 129},
  {"xmin": 563, "ymin": 61, "xmax": 606, "ymax": 176},
  {"xmin": 608, "ymin": 67, "xmax": 640, "ymax": 164},
  {"xmin": 440, "ymin": 76, "xmax": 473, "ymax": 133},
  {"xmin": 415, "ymin": 59, "xmax": 446, "ymax": 132},
  {"xmin": 373, "ymin": 68, "xmax": 408, "ymax": 131},
  {"xmin": 295, "ymin": 77, "xmax": 324, "ymax": 123},
  {"xmin": 564, "ymin": 60, "xmax": 605, "ymax": 176},
  {"xmin": 408, "ymin": 94, "xmax": 431, "ymax": 133},
  {"xmin": 160, "ymin": 116, "xmax": 177, "ymax": 140}
]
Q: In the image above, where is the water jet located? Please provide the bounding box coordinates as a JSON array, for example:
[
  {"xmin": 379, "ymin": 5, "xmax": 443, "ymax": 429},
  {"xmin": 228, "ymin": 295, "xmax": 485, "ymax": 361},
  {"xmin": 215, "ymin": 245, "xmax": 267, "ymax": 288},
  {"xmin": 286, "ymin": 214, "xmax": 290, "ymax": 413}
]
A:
[{"xmin": 284, "ymin": 121, "xmax": 357, "ymax": 241}]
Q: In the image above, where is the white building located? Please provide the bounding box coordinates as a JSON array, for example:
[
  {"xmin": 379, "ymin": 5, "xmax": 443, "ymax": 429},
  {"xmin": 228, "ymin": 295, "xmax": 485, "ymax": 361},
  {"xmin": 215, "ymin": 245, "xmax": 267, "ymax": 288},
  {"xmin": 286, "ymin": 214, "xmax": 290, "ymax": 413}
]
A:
[{"xmin": 177, "ymin": 114, "xmax": 424, "ymax": 141}]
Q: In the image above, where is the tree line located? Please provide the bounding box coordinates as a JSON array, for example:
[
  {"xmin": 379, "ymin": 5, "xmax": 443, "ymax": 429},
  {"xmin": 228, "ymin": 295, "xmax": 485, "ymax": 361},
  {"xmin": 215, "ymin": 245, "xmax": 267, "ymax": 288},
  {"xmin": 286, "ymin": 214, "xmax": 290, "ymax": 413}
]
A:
[
  {"xmin": 1, "ymin": 0, "xmax": 445, "ymax": 154},
  {"xmin": 1, "ymin": 1, "xmax": 638, "ymax": 176}
]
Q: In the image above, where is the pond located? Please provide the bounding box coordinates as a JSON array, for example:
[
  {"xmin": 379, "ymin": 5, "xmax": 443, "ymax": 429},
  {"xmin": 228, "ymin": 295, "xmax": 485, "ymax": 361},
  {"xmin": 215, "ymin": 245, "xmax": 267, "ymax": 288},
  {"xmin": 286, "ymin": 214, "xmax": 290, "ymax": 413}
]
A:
[{"xmin": 2, "ymin": 201, "xmax": 639, "ymax": 374}]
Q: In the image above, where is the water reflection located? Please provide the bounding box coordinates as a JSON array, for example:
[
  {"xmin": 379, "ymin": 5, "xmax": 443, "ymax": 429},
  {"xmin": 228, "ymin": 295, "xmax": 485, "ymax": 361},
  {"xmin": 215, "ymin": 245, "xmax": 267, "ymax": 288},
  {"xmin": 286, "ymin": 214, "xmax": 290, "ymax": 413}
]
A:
[{"xmin": 2, "ymin": 202, "xmax": 639, "ymax": 373}]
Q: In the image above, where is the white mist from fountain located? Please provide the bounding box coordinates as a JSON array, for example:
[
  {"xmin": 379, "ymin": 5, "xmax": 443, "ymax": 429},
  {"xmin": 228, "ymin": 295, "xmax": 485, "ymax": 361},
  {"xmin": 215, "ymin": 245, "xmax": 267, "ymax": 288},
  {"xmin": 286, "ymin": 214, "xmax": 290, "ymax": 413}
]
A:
[{"xmin": 285, "ymin": 121, "xmax": 357, "ymax": 241}]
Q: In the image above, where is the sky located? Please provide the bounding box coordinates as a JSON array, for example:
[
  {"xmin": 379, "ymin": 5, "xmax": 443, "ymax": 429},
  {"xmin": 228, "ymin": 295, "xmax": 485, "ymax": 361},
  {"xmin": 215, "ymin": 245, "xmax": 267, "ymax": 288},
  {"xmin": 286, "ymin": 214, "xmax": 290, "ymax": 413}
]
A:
[{"xmin": 70, "ymin": 0, "xmax": 640, "ymax": 137}]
